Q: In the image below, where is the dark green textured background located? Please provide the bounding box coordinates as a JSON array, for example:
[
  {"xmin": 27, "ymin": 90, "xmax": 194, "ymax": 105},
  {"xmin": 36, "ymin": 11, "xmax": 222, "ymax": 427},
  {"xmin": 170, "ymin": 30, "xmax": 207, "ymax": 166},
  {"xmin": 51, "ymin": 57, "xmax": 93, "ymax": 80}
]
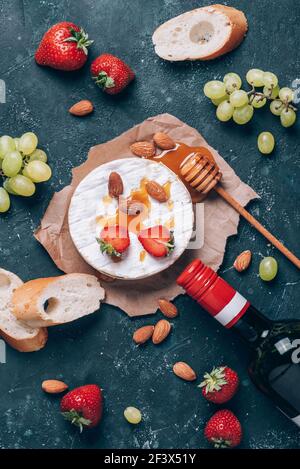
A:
[{"xmin": 0, "ymin": 0, "xmax": 299, "ymax": 449}]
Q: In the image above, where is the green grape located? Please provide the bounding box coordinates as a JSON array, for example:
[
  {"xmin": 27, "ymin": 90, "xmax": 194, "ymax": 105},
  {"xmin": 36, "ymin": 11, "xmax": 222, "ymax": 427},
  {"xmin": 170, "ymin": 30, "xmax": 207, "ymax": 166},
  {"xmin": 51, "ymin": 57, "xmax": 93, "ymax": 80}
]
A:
[
  {"xmin": 216, "ymin": 101, "xmax": 234, "ymax": 122},
  {"xmin": 0, "ymin": 187, "xmax": 10, "ymax": 213},
  {"xmin": 251, "ymin": 95, "xmax": 267, "ymax": 109},
  {"xmin": 279, "ymin": 87, "xmax": 294, "ymax": 103},
  {"xmin": 257, "ymin": 132, "xmax": 275, "ymax": 154},
  {"xmin": 0, "ymin": 135, "xmax": 16, "ymax": 159},
  {"xmin": 124, "ymin": 407, "xmax": 142, "ymax": 424},
  {"xmin": 246, "ymin": 69, "xmax": 265, "ymax": 87},
  {"xmin": 259, "ymin": 257, "xmax": 278, "ymax": 281},
  {"xmin": 230, "ymin": 90, "xmax": 249, "ymax": 108},
  {"xmin": 211, "ymin": 94, "xmax": 229, "ymax": 106},
  {"xmin": 19, "ymin": 132, "xmax": 38, "ymax": 156},
  {"xmin": 14, "ymin": 137, "xmax": 20, "ymax": 151},
  {"xmin": 233, "ymin": 104, "xmax": 254, "ymax": 125},
  {"xmin": 29, "ymin": 148, "xmax": 48, "ymax": 163},
  {"xmin": 223, "ymin": 73, "xmax": 242, "ymax": 93},
  {"xmin": 263, "ymin": 85, "xmax": 279, "ymax": 99},
  {"xmin": 2, "ymin": 151, "xmax": 23, "ymax": 177},
  {"xmin": 204, "ymin": 81, "xmax": 227, "ymax": 100},
  {"xmin": 3, "ymin": 179, "xmax": 17, "ymax": 195},
  {"xmin": 26, "ymin": 160, "xmax": 52, "ymax": 182},
  {"xmin": 270, "ymin": 99, "xmax": 284, "ymax": 116},
  {"xmin": 262, "ymin": 72, "xmax": 278, "ymax": 89},
  {"xmin": 9, "ymin": 175, "xmax": 36, "ymax": 197},
  {"xmin": 280, "ymin": 108, "xmax": 296, "ymax": 127},
  {"xmin": 22, "ymin": 166, "xmax": 30, "ymax": 178}
]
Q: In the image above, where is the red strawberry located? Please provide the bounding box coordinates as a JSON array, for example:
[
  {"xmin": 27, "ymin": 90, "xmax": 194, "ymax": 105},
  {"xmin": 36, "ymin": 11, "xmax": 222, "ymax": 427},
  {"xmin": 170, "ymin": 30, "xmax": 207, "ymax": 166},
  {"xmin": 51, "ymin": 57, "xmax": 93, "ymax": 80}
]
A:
[
  {"xmin": 204, "ymin": 409, "xmax": 242, "ymax": 448},
  {"xmin": 98, "ymin": 225, "xmax": 130, "ymax": 258},
  {"xmin": 138, "ymin": 225, "xmax": 175, "ymax": 258},
  {"xmin": 199, "ymin": 366, "xmax": 239, "ymax": 404},
  {"xmin": 61, "ymin": 384, "xmax": 103, "ymax": 431},
  {"xmin": 91, "ymin": 53, "xmax": 135, "ymax": 95},
  {"xmin": 35, "ymin": 22, "xmax": 93, "ymax": 71}
]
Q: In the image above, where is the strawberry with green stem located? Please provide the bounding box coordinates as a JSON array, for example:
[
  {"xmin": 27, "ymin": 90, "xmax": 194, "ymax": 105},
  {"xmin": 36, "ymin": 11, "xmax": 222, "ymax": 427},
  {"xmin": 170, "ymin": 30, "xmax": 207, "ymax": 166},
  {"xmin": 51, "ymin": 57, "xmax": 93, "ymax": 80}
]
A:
[
  {"xmin": 138, "ymin": 225, "xmax": 175, "ymax": 258},
  {"xmin": 91, "ymin": 53, "xmax": 135, "ymax": 95},
  {"xmin": 61, "ymin": 385, "xmax": 103, "ymax": 432},
  {"xmin": 97, "ymin": 225, "xmax": 130, "ymax": 259},
  {"xmin": 199, "ymin": 366, "xmax": 239, "ymax": 404},
  {"xmin": 204, "ymin": 409, "xmax": 242, "ymax": 448},
  {"xmin": 35, "ymin": 22, "xmax": 93, "ymax": 71}
]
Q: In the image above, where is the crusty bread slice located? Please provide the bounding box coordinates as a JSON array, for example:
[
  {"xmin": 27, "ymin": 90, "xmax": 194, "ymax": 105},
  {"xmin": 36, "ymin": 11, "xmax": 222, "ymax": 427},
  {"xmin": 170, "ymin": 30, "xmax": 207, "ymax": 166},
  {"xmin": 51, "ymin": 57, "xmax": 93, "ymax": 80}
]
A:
[
  {"xmin": 152, "ymin": 4, "xmax": 248, "ymax": 61},
  {"xmin": 0, "ymin": 268, "xmax": 47, "ymax": 352},
  {"xmin": 12, "ymin": 273, "xmax": 105, "ymax": 328}
]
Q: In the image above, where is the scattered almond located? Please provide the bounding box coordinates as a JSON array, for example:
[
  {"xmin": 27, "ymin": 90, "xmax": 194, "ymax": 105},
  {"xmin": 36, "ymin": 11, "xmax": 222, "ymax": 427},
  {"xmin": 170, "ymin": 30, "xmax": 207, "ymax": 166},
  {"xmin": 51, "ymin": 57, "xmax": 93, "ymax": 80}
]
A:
[
  {"xmin": 108, "ymin": 172, "xmax": 124, "ymax": 198},
  {"xmin": 69, "ymin": 100, "xmax": 94, "ymax": 116},
  {"xmin": 233, "ymin": 250, "xmax": 252, "ymax": 272},
  {"xmin": 42, "ymin": 379, "xmax": 68, "ymax": 394},
  {"xmin": 173, "ymin": 362, "xmax": 197, "ymax": 381},
  {"xmin": 133, "ymin": 325, "xmax": 154, "ymax": 344},
  {"xmin": 158, "ymin": 298, "xmax": 178, "ymax": 318},
  {"xmin": 130, "ymin": 141, "xmax": 155, "ymax": 158},
  {"xmin": 146, "ymin": 180, "xmax": 168, "ymax": 203},
  {"xmin": 152, "ymin": 319, "xmax": 172, "ymax": 345},
  {"xmin": 153, "ymin": 132, "xmax": 176, "ymax": 150}
]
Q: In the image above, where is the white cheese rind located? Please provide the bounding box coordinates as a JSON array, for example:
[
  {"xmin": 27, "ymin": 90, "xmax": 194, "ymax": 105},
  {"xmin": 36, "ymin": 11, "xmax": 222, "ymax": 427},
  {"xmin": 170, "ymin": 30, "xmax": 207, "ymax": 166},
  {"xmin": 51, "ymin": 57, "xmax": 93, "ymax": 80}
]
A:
[{"xmin": 68, "ymin": 158, "xmax": 194, "ymax": 280}]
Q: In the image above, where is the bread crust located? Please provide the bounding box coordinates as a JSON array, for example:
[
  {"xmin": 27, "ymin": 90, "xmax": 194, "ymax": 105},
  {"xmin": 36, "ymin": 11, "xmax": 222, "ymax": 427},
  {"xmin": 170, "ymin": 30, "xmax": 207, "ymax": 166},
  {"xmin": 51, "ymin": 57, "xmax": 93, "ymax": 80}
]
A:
[
  {"xmin": 153, "ymin": 4, "xmax": 248, "ymax": 61},
  {"xmin": 0, "ymin": 327, "xmax": 48, "ymax": 353},
  {"xmin": 0, "ymin": 268, "xmax": 48, "ymax": 352},
  {"xmin": 12, "ymin": 274, "xmax": 104, "ymax": 327},
  {"xmin": 202, "ymin": 4, "xmax": 248, "ymax": 60},
  {"xmin": 12, "ymin": 276, "xmax": 57, "ymax": 324}
]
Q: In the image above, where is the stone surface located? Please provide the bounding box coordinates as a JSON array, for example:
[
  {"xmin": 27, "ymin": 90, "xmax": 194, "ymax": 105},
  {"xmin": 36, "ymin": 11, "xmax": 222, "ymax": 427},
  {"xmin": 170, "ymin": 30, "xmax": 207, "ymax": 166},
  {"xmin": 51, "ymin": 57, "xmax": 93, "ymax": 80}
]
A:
[{"xmin": 0, "ymin": 0, "xmax": 299, "ymax": 449}]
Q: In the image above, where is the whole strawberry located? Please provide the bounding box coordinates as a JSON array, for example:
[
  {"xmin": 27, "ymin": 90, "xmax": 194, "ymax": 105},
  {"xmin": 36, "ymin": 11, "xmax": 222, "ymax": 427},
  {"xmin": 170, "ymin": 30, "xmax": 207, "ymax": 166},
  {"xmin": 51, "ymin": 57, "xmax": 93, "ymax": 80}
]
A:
[
  {"xmin": 204, "ymin": 409, "xmax": 242, "ymax": 448},
  {"xmin": 91, "ymin": 53, "xmax": 135, "ymax": 95},
  {"xmin": 35, "ymin": 22, "xmax": 93, "ymax": 71},
  {"xmin": 61, "ymin": 384, "xmax": 103, "ymax": 431},
  {"xmin": 199, "ymin": 366, "xmax": 239, "ymax": 404}
]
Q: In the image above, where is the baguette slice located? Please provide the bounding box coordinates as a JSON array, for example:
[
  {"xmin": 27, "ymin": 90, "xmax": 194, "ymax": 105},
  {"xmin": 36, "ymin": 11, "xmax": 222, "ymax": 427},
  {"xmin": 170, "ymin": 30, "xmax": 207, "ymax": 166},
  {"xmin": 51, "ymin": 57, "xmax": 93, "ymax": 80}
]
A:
[
  {"xmin": 12, "ymin": 273, "xmax": 105, "ymax": 328},
  {"xmin": 152, "ymin": 4, "xmax": 248, "ymax": 61},
  {"xmin": 0, "ymin": 268, "xmax": 47, "ymax": 352}
]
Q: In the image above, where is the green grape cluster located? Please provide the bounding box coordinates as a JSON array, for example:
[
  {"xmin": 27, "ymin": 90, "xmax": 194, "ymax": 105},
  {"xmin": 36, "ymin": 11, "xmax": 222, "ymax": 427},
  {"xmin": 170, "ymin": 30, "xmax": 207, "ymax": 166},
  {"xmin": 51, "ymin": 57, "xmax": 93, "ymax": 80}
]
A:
[
  {"xmin": 204, "ymin": 69, "xmax": 297, "ymax": 127},
  {"xmin": 0, "ymin": 132, "xmax": 52, "ymax": 213}
]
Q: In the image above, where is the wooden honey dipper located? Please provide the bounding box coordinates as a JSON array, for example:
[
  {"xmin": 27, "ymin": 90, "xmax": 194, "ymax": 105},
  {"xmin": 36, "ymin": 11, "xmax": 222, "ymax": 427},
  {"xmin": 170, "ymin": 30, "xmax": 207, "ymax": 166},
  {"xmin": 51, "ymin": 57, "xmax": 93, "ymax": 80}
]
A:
[{"xmin": 180, "ymin": 152, "xmax": 300, "ymax": 269}]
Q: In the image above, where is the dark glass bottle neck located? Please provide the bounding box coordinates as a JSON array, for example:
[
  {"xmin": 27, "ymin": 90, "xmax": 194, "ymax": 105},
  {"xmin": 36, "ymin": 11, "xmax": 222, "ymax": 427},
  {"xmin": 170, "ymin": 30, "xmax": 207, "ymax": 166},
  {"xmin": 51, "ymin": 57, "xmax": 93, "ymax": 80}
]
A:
[{"xmin": 232, "ymin": 304, "xmax": 273, "ymax": 347}]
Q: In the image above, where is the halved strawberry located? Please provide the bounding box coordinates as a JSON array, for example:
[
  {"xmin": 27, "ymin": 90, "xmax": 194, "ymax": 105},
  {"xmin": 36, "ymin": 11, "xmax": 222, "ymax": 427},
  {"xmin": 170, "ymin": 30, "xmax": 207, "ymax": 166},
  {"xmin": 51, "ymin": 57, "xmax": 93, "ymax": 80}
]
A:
[
  {"xmin": 97, "ymin": 225, "xmax": 130, "ymax": 258},
  {"xmin": 138, "ymin": 225, "xmax": 174, "ymax": 258}
]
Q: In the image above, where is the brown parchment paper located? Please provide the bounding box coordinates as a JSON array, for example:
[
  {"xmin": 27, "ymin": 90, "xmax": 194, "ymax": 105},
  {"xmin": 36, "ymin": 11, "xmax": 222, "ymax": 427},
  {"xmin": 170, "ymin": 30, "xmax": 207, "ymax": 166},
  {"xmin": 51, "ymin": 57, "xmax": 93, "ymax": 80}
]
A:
[{"xmin": 35, "ymin": 113, "xmax": 257, "ymax": 316}]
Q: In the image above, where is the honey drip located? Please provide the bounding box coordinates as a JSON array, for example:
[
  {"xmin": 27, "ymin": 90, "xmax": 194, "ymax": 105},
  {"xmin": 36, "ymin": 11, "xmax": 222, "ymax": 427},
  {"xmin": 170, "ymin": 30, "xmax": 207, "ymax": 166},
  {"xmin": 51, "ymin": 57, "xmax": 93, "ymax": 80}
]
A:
[{"xmin": 139, "ymin": 250, "xmax": 147, "ymax": 262}]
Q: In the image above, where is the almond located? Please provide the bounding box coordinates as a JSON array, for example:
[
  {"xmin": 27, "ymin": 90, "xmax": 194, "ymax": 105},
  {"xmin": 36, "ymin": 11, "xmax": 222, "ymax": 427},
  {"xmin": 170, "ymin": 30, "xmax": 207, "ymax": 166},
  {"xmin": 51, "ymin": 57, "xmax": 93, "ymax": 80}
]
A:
[
  {"xmin": 173, "ymin": 362, "xmax": 197, "ymax": 381},
  {"xmin": 42, "ymin": 379, "xmax": 68, "ymax": 394},
  {"xmin": 233, "ymin": 250, "xmax": 252, "ymax": 272},
  {"xmin": 153, "ymin": 132, "xmax": 176, "ymax": 150},
  {"xmin": 158, "ymin": 298, "xmax": 178, "ymax": 318},
  {"xmin": 133, "ymin": 325, "xmax": 154, "ymax": 344},
  {"xmin": 69, "ymin": 100, "xmax": 94, "ymax": 116},
  {"xmin": 146, "ymin": 180, "xmax": 168, "ymax": 202},
  {"xmin": 152, "ymin": 319, "xmax": 172, "ymax": 344},
  {"xmin": 108, "ymin": 172, "xmax": 124, "ymax": 198},
  {"xmin": 130, "ymin": 141, "xmax": 155, "ymax": 158},
  {"xmin": 119, "ymin": 198, "xmax": 145, "ymax": 216}
]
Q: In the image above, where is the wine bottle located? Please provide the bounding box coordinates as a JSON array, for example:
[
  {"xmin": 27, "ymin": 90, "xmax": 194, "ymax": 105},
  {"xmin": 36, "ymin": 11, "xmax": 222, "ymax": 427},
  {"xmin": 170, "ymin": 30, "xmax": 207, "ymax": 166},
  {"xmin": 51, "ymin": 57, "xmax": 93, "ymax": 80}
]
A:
[{"xmin": 177, "ymin": 259, "xmax": 300, "ymax": 427}]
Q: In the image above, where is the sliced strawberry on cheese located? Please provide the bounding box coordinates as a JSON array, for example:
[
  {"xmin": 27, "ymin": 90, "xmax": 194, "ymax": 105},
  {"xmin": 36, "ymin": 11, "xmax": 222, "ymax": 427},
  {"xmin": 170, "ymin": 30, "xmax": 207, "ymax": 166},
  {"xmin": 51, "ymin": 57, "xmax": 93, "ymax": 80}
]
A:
[
  {"xmin": 138, "ymin": 225, "xmax": 175, "ymax": 258},
  {"xmin": 97, "ymin": 225, "xmax": 130, "ymax": 258}
]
